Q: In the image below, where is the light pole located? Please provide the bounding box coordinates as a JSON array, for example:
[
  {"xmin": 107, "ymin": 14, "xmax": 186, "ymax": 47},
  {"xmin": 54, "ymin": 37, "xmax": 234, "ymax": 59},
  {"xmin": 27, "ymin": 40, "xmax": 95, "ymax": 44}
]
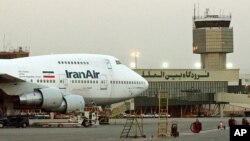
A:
[
  {"xmin": 131, "ymin": 52, "xmax": 140, "ymax": 69},
  {"xmin": 162, "ymin": 62, "xmax": 169, "ymax": 68},
  {"xmin": 130, "ymin": 62, "xmax": 136, "ymax": 68},
  {"xmin": 194, "ymin": 62, "xmax": 201, "ymax": 69},
  {"xmin": 226, "ymin": 62, "xmax": 233, "ymax": 69}
]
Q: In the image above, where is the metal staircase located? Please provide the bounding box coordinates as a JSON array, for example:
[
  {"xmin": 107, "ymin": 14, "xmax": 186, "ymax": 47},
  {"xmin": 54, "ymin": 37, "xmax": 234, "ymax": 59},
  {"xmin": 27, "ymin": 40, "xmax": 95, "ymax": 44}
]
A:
[
  {"xmin": 120, "ymin": 117, "xmax": 145, "ymax": 138},
  {"xmin": 156, "ymin": 90, "xmax": 170, "ymax": 138}
]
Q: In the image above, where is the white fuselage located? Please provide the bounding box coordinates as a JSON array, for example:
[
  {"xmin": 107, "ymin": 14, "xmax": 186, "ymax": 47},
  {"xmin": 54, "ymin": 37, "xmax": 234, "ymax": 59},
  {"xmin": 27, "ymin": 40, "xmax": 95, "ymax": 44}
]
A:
[{"xmin": 0, "ymin": 54, "xmax": 148, "ymax": 105}]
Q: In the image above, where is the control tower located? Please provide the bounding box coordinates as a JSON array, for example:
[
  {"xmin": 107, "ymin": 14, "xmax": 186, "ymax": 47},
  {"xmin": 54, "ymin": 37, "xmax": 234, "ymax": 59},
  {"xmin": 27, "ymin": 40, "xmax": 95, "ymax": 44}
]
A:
[{"xmin": 193, "ymin": 9, "xmax": 233, "ymax": 70}]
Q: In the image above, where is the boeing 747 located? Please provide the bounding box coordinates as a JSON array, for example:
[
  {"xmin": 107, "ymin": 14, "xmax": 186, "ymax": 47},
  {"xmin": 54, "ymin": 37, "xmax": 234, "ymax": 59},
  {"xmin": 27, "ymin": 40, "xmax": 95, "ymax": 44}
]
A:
[{"xmin": 0, "ymin": 54, "xmax": 148, "ymax": 116}]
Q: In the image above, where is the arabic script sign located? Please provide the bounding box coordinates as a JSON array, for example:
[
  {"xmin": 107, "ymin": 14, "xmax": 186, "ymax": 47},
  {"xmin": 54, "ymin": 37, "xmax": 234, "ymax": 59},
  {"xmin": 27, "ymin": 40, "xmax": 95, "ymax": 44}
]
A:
[
  {"xmin": 142, "ymin": 70, "xmax": 209, "ymax": 80},
  {"xmin": 135, "ymin": 69, "xmax": 239, "ymax": 82}
]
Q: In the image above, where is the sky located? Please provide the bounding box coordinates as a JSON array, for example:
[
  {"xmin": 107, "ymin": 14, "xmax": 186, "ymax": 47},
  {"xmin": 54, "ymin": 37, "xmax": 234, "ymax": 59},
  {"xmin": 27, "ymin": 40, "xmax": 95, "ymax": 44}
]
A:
[{"xmin": 0, "ymin": 0, "xmax": 250, "ymax": 73}]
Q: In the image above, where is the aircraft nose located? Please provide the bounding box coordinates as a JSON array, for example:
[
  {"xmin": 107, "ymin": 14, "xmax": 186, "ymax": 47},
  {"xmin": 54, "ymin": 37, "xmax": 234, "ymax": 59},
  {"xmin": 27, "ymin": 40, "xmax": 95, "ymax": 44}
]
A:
[
  {"xmin": 144, "ymin": 79, "xmax": 149, "ymax": 90},
  {"xmin": 143, "ymin": 78, "xmax": 149, "ymax": 91}
]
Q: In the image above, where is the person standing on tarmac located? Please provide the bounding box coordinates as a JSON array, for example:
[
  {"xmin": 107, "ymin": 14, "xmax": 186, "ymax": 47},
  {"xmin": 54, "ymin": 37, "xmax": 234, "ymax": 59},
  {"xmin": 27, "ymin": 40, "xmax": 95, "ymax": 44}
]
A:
[{"xmin": 218, "ymin": 121, "xmax": 225, "ymax": 130}]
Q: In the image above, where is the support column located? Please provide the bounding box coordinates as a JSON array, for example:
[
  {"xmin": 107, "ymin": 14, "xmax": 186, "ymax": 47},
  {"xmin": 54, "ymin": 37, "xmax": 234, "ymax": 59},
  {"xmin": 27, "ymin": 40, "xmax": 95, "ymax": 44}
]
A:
[
  {"xmin": 219, "ymin": 104, "xmax": 224, "ymax": 118},
  {"xmin": 180, "ymin": 106, "xmax": 183, "ymax": 118},
  {"xmin": 209, "ymin": 104, "xmax": 211, "ymax": 116}
]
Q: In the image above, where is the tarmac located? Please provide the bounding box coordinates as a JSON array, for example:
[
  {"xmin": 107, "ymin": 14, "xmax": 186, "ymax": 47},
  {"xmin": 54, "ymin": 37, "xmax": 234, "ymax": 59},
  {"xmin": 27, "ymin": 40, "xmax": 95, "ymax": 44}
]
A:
[{"xmin": 0, "ymin": 117, "xmax": 243, "ymax": 141}]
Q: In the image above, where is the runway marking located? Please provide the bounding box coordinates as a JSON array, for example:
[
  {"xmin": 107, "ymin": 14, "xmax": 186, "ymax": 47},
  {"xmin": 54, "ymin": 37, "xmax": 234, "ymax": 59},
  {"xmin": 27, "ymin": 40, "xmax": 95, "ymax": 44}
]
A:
[{"xmin": 181, "ymin": 128, "xmax": 228, "ymax": 136}]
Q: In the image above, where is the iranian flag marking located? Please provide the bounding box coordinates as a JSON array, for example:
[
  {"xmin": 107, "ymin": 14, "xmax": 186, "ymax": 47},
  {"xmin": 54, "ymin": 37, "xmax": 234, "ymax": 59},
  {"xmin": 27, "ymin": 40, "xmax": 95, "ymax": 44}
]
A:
[{"xmin": 43, "ymin": 71, "xmax": 55, "ymax": 78}]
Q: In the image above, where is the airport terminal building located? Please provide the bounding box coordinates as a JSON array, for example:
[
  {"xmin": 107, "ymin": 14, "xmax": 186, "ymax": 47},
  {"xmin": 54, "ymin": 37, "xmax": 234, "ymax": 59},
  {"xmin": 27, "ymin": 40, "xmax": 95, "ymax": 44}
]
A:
[
  {"xmin": 132, "ymin": 9, "xmax": 243, "ymax": 117},
  {"xmin": 133, "ymin": 69, "xmax": 239, "ymax": 117}
]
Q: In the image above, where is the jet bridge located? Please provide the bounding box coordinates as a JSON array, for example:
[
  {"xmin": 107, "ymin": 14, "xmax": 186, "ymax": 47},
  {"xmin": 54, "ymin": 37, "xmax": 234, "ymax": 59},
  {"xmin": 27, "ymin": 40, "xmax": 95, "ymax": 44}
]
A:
[
  {"xmin": 214, "ymin": 92, "xmax": 250, "ymax": 117},
  {"xmin": 215, "ymin": 92, "xmax": 250, "ymax": 107}
]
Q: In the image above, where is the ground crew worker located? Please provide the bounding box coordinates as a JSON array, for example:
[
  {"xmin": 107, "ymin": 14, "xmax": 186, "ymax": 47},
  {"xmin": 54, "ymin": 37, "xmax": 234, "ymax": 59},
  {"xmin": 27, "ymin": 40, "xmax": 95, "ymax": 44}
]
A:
[{"xmin": 217, "ymin": 121, "xmax": 225, "ymax": 130}]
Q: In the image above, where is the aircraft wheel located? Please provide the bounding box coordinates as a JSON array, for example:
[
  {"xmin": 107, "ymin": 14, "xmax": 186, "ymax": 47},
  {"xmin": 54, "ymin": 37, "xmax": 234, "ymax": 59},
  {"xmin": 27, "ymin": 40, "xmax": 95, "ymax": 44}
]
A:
[
  {"xmin": 22, "ymin": 123, "xmax": 27, "ymax": 128},
  {"xmin": 82, "ymin": 119, "xmax": 91, "ymax": 127}
]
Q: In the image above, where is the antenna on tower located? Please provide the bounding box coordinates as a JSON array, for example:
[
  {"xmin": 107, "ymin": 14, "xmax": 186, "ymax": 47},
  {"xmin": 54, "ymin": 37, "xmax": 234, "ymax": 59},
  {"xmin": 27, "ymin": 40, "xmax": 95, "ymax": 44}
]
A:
[
  {"xmin": 194, "ymin": 4, "xmax": 196, "ymax": 19},
  {"xmin": 193, "ymin": 4, "xmax": 196, "ymax": 28}
]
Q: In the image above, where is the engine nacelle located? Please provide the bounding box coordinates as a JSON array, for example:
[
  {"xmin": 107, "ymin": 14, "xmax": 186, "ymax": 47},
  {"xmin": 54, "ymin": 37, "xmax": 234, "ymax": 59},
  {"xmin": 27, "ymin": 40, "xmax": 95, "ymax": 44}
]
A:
[
  {"xmin": 19, "ymin": 88, "xmax": 84, "ymax": 113},
  {"xmin": 39, "ymin": 88, "xmax": 63, "ymax": 109},
  {"xmin": 19, "ymin": 87, "xmax": 63, "ymax": 110},
  {"xmin": 52, "ymin": 95, "xmax": 85, "ymax": 114}
]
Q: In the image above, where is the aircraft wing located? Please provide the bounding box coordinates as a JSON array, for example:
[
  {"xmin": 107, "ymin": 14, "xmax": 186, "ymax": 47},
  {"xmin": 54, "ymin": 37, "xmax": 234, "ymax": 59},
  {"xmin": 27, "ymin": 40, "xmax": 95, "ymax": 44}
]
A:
[{"xmin": 0, "ymin": 73, "xmax": 25, "ymax": 82}]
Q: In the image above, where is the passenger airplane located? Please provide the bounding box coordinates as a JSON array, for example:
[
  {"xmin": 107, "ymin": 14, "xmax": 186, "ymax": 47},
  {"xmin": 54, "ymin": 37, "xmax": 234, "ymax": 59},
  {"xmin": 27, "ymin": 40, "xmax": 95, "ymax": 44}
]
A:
[{"xmin": 0, "ymin": 54, "xmax": 148, "ymax": 115}]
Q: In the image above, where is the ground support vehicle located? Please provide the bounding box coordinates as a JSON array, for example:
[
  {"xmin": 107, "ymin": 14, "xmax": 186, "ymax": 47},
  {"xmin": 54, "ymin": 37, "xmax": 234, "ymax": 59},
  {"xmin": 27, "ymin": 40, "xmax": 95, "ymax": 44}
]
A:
[{"xmin": 0, "ymin": 116, "xmax": 29, "ymax": 128}]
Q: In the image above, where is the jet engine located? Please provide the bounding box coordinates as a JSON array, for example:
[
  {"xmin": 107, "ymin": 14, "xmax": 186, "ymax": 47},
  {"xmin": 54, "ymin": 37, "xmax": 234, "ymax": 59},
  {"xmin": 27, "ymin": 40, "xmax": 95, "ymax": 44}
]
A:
[
  {"xmin": 52, "ymin": 95, "xmax": 85, "ymax": 113},
  {"xmin": 19, "ymin": 87, "xmax": 85, "ymax": 113},
  {"xmin": 19, "ymin": 87, "xmax": 63, "ymax": 109}
]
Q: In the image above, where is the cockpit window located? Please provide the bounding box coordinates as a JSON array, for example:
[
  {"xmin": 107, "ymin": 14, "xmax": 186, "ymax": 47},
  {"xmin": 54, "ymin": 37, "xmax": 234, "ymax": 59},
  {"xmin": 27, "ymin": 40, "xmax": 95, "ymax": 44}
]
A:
[{"xmin": 116, "ymin": 60, "xmax": 122, "ymax": 65}]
